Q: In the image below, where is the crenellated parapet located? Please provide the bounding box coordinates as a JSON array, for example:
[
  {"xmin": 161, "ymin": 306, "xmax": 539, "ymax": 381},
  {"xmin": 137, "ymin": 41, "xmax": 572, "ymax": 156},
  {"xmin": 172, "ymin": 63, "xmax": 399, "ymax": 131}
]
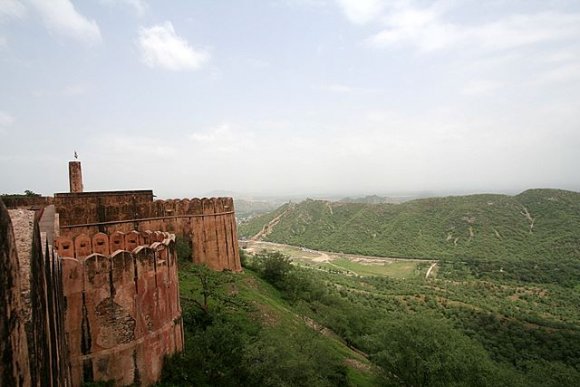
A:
[
  {"xmin": 55, "ymin": 194, "xmax": 242, "ymax": 272},
  {"xmin": 56, "ymin": 231, "xmax": 183, "ymax": 386}
]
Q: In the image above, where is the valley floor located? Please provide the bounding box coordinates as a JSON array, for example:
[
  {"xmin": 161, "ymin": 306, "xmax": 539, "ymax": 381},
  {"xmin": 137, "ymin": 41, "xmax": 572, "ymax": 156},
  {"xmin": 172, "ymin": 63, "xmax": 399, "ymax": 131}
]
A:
[{"xmin": 242, "ymin": 240, "xmax": 438, "ymax": 279}]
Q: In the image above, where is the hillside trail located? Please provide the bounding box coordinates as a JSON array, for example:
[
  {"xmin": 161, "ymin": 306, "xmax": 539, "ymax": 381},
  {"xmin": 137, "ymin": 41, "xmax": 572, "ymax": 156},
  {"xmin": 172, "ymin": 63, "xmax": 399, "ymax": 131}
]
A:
[
  {"xmin": 312, "ymin": 251, "xmax": 331, "ymax": 263},
  {"xmin": 520, "ymin": 206, "xmax": 535, "ymax": 233},
  {"xmin": 425, "ymin": 262, "xmax": 437, "ymax": 279},
  {"xmin": 251, "ymin": 204, "xmax": 293, "ymax": 241}
]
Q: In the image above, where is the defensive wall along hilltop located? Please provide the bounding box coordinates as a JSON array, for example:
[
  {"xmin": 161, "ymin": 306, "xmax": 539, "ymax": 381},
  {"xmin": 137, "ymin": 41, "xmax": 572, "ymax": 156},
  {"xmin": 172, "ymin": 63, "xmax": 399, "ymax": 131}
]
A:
[
  {"xmin": 1, "ymin": 159, "xmax": 244, "ymax": 385},
  {"xmin": 54, "ymin": 192, "xmax": 242, "ymax": 272},
  {"xmin": 55, "ymin": 231, "xmax": 183, "ymax": 385},
  {"xmin": 2, "ymin": 160, "xmax": 242, "ymax": 272},
  {"xmin": 0, "ymin": 200, "xmax": 185, "ymax": 386},
  {"xmin": 1, "ymin": 202, "xmax": 70, "ymax": 386}
]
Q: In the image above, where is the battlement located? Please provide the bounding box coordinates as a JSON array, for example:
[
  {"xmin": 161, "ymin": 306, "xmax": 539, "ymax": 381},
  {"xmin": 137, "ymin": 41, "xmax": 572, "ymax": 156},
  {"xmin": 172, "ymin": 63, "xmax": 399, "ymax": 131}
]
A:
[
  {"xmin": 56, "ymin": 230, "xmax": 183, "ymax": 385},
  {"xmin": 55, "ymin": 230, "xmax": 174, "ymax": 258},
  {"xmin": 55, "ymin": 196, "xmax": 242, "ymax": 272}
]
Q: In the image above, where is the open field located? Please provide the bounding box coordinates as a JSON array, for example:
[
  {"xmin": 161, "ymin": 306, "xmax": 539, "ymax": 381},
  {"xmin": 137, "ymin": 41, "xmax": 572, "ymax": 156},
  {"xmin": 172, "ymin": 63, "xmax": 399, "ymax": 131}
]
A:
[{"xmin": 242, "ymin": 240, "xmax": 436, "ymax": 279}]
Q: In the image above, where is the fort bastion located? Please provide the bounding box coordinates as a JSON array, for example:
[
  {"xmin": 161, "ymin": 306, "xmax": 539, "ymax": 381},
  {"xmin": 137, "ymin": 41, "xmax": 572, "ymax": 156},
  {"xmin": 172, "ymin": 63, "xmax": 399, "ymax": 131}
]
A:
[{"xmin": 1, "ymin": 159, "xmax": 242, "ymax": 386}]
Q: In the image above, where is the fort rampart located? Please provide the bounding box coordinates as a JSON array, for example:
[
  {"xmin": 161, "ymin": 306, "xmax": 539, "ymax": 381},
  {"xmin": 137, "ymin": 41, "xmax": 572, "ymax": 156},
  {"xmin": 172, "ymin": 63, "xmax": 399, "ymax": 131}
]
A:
[
  {"xmin": 1, "ymin": 161, "xmax": 240, "ymax": 385},
  {"xmin": 1, "ymin": 199, "xmax": 184, "ymax": 386},
  {"xmin": 1, "ymin": 201, "xmax": 70, "ymax": 386},
  {"xmin": 54, "ymin": 192, "xmax": 241, "ymax": 272},
  {"xmin": 55, "ymin": 231, "xmax": 183, "ymax": 386}
]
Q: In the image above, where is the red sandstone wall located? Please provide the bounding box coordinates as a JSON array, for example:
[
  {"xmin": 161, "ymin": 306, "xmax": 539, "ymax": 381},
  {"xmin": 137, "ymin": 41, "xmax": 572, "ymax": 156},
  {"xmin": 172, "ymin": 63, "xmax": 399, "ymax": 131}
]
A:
[
  {"xmin": 56, "ymin": 231, "xmax": 183, "ymax": 386},
  {"xmin": 54, "ymin": 190, "xmax": 153, "ymax": 228},
  {"xmin": 68, "ymin": 161, "xmax": 83, "ymax": 193},
  {"xmin": 0, "ymin": 201, "xmax": 31, "ymax": 386},
  {"xmin": 1, "ymin": 195, "xmax": 54, "ymax": 209},
  {"xmin": 57, "ymin": 194, "xmax": 241, "ymax": 272},
  {"xmin": 1, "ymin": 201, "xmax": 71, "ymax": 386}
]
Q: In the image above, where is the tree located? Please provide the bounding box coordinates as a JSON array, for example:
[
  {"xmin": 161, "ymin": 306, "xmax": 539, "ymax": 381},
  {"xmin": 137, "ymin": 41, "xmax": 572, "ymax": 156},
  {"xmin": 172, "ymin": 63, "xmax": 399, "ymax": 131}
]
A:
[
  {"xmin": 254, "ymin": 250, "xmax": 293, "ymax": 287},
  {"xmin": 186, "ymin": 264, "xmax": 236, "ymax": 318},
  {"xmin": 367, "ymin": 314, "xmax": 498, "ymax": 387}
]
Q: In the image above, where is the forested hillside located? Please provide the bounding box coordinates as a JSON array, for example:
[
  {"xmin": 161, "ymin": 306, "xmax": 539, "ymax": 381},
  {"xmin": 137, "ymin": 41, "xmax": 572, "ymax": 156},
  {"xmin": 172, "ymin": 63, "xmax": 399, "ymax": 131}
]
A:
[{"xmin": 239, "ymin": 189, "xmax": 580, "ymax": 285}]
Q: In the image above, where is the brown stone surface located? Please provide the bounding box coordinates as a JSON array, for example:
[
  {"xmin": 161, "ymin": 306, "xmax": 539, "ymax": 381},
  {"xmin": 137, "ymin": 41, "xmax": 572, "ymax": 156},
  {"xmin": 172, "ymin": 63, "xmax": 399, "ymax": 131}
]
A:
[
  {"xmin": 2, "ymin": 201, "xmax": 72, "ymax": 386},
  {"xmin": 191, "ymin": 198, "xmax": 205, "ymax": 265},
  {"xmin": 8, "ymin": 209, "xmax": 35, "ymax": 318},
  {"xmin": 54, "ymin": 191, "xmax": 242, "ymax": 271},
  {"xmin": 125, "ymin": 230, "xmax": 141, "ymax": 252},
  {"xmin": 69, "ymin": 161, "xmax": 84, "ymax": 193},
  {"xmin": 74, "ymin": 233, "xmax": 92, "ymax": 258},
  {"xmin": 110, "ymin": 231, "xmax": 126, "ymax": 252},
  {"xmin": 1, "ymin": 195, "xmax": 53, "ymax": 210},
  {"xmin": 0, "ymin": 201, "xmax": 31, "ymax": 386},
  {"xmin": 3, "ymin": 189, "xmax": 198, "ymax": 386},
  {"xmin": 55, "ymin": 235, "xmax": 74, "ymax": 257},
  {"xmin": 54, "ymin": 190, "xmax": 153, "ymax": 230},
  {"xmin": 92, "ymin": 232, "xmax": 110, "ymax": 255},
  {"xmin": 62, "ymin": 231, "xmax": 183, "ymax": 386}
]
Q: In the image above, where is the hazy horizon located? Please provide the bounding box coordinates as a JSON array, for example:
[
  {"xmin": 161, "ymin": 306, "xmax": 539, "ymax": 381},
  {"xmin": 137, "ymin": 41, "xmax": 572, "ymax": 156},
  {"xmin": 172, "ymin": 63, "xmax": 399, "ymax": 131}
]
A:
[{"xmin": 2, "ymin": 1, "xmax": 580, "ymax": 198}]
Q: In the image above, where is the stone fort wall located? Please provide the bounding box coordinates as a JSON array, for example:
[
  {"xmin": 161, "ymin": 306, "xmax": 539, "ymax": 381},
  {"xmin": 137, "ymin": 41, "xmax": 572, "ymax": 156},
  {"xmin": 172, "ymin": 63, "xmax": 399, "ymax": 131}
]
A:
[
  {"xmin": 0, "ymin": 201, "xmax": 70, "ymax": 386},
  {"xmin": 55, "ymin": 231, "xmax": 183, "ymax": 386},
  {"xmin": 54, "ymin": 192, "xmax": 241, "ymax": 272},
  {"xmin": 0, "ymin": 199, "xmax": 184, "ymax": 386}
]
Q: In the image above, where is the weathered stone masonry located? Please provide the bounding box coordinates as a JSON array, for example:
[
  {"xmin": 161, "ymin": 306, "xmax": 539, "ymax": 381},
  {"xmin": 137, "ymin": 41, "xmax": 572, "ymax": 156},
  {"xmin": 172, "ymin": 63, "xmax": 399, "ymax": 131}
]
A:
[
  {"xmin": 1, "ymin": 160, "xmax": 243, "ymax": 385},
  {"xmin": 0, "ymin": 200, "xmax": 184, "ymax": 386},
  {"xmin": 0, "ymin": 201, "xmax": 32, "ymax": 386},
  {"xmin": 54, "ymin": 191, "xmax": 242, "ymax": 272},
  {"xmin": 55, "ymin": 231, "xmax": 183, "ymax": 386},
  {"xmin": 0, "ymin": 201, "xmax": 70, "ymax": 386}
]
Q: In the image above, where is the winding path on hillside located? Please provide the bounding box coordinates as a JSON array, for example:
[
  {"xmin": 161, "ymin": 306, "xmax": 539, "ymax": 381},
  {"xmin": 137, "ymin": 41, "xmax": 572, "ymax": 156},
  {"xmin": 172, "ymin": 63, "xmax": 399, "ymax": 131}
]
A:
[
  {"xmin": 426, "ymin": 262, "xmax": 437, "ymax": 279},
  {"xmin": 251, "ymin": 205, "xmax": 293, "ymax": 241}
]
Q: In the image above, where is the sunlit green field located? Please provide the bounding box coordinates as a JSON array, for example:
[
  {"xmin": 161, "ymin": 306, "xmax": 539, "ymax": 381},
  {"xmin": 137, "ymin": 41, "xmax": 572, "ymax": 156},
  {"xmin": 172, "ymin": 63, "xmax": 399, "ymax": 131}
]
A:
[{"xmin": 243, "ymin": 241, "xmax": 434, "ymax": 279}]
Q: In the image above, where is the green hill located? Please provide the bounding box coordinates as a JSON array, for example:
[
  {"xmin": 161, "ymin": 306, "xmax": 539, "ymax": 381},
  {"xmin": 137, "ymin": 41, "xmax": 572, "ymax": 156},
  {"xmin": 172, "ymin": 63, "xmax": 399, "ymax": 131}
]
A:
[
  {"xmin": 160, "ymin": 259, "xmax": 376, "ymax": 386},
  {"xmin": 239, "ymin": 189, "xmax": 580, "ymax": 285}
]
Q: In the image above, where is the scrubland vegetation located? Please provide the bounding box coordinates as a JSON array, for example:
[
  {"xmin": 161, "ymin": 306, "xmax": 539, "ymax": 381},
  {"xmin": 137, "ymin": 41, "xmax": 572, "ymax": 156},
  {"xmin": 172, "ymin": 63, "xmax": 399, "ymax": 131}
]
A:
[
  {"xmin": 240, "ymin": 189, "xmax": 580, "ymax": 286},
  {"xmin": 163, "ymin": 188, "xmax": 580, "ymax": 386}
]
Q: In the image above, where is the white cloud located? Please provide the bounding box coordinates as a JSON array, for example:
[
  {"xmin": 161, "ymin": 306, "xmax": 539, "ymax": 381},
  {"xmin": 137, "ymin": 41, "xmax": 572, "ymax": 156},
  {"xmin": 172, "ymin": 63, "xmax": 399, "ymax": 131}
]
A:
[
  {"xmin": 189, "ymin": 124, "xmax": 255, "ymax": 153},
  {"xmin": 322, "ymin": 83, "xmax": 354, "ymax": 93},
  {"xmin": 278, "ymin": 0, "xmax": 328, "ymax": 9},
  {"xmin": 0, "ymin": 111, "xmax": 15, "ymax": 133},
  {"xmin": 336, "ymin": 0, "xmax": 383, "ymax": 24},
  {"xmin": 472, "ymin": 12, "xmax": 580, "ymax": 51},
  {"xmin": 462, "ymin": 80, "xmax": 503, "ymax": 96},
  {"xmin": 31, "ymin": 83, "xmax": 90, "ymax": 97},
  {"xmin": 29, "ymin": 0, "xmax": 101, "ymax": 44},
  {"xmin": 101, "ymin": 135, "xmax": 177, "ymax": 159},
  {"xmin": 0, "ymin": 110, "xmax": 14, "ymax": 126},
  {"xmin": 0, "ymin": 36, "xmax": 6, "ymax": 47},
  {"xmin": 245, "ymin": 57, "xmax": 271, "ymax": 69},
  {"xmin": 138, "ymin": 22, "xmax": 209, "ymax": 71},
  {"xmin": 320, "ymin": 82, "xmax": 380, "ymax": 94},
  {"xmin": 367, "ymin": 4, "xmax": 580, "ymax": 54},
  {"xmin": 536, "ymin": 64, "xmax": 580, "ymax": 84},
  {"xmin": 62, "ymin": 83, "xmax": 90, "ymax": 96},
  {"xmin": 100, "ymin": 0, "xmax": 147, "ymax": 17},
  {"xmin": 0, "ymin": 0, "xmax": 26, "ymax": 20}
]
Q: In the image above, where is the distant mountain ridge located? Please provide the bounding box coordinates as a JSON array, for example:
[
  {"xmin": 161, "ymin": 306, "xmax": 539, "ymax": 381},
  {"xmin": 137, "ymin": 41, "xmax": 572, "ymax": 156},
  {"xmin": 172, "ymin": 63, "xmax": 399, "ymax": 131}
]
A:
[
  {"xmin": 339, "ymin": 194, "xmax": 405, "ymax": 204},
  {"xmin": 239, "ymin": 188, "xmax": 580, "ymax": 285},
  {"xmin": 233, "ymin": 199, "xmax": 284, "ymax": 221}
]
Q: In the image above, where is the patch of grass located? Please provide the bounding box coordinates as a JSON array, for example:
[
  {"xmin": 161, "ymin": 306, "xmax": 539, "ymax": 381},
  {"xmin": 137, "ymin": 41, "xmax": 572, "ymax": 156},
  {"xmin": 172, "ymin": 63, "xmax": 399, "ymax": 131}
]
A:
[
  {"xmin": 174, "ymin": 263, "xmax": 376, "ymax": 385},
  {"xmin": 330, "ymin": 258, "xmax": 422, "ymax": 278}
]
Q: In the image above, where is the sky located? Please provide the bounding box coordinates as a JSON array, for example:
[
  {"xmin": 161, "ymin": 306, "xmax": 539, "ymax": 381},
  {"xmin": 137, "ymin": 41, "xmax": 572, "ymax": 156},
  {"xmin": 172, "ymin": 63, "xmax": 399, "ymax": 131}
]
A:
[{"xmin": 1, "ymin": 0, "xmax": 580, "ymax": 199}]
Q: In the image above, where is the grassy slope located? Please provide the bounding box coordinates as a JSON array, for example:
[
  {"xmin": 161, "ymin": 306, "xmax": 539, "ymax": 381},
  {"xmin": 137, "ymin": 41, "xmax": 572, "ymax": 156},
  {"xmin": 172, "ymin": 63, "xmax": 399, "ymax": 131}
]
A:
[
  {"xmin": 178, "ymin": 263, "xmax": 376, "ymax": 386},
  {"xmin": 238, "ymin": 203, "xmax": 290, "ymax": 239},
  {"xmin": 240, "ymin": 189, "xmax": 579, "ymax": 259}
]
